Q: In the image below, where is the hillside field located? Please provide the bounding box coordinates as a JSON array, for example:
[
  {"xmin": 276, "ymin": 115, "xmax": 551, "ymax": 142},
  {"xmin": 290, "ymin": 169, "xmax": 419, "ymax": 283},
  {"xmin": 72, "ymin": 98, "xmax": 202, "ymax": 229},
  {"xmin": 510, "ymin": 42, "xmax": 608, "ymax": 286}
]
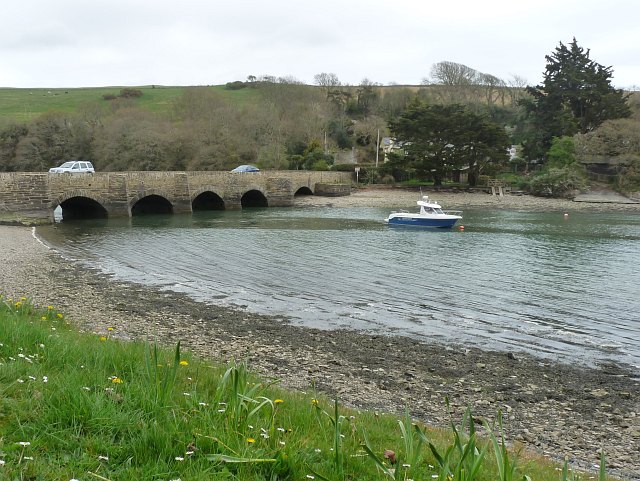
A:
[{"xmin": 0, "ymin": 85, "xmax": 261, "ymax": 123}]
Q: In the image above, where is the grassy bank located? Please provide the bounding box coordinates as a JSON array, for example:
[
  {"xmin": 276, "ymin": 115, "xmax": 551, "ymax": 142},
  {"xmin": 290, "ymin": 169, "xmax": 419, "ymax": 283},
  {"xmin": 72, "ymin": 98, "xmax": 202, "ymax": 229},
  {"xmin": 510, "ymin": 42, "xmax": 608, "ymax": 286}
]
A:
[{"xmin": 0, "ymin": 296, "xmax": 606, "ymax": 480}]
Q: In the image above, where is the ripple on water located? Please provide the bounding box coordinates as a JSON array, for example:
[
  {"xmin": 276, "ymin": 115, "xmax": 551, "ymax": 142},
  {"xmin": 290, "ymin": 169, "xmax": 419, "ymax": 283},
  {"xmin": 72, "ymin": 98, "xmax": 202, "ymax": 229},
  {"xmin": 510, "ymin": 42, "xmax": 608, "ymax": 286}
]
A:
[{"xmin": 37, "ymin": 207, "xmax": 640, "ymax": 368}]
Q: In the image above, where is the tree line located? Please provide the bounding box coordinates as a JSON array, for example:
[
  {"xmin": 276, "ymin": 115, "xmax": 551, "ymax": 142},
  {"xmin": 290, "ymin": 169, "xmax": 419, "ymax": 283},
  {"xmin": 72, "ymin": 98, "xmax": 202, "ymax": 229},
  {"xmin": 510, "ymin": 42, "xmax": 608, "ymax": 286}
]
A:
[{"xmin": 1, "ymin": 38, "xmax": 638, "ymax": 194}]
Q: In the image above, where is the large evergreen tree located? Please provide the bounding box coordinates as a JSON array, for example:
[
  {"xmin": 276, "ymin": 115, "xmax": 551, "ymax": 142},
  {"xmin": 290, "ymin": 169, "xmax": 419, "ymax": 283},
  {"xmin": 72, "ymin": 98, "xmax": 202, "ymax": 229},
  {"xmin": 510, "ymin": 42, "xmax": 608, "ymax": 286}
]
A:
[
  {"xmin": 389, "ymin": 100, "xmax": 509, "ymax": 186},
  {"xmin": 520, "ymin": 38, "xmax": 630, "ymax": 161}
]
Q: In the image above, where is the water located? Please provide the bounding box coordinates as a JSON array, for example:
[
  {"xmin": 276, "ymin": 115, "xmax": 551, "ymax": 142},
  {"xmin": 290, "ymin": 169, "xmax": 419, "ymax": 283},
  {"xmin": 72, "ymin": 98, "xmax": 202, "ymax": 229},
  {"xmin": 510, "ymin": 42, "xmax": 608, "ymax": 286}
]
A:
[{"xmin": 37, "ymin": 206, "xmax": 640, "ymax": 369}]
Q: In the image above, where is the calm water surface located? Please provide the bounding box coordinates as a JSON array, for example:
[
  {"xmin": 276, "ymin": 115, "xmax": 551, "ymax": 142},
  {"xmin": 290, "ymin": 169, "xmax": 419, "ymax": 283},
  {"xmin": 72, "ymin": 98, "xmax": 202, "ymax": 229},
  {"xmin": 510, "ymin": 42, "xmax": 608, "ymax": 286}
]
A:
[{"xmin": 38, "ymin": 206, "xmax": 640, "ymax": 369}]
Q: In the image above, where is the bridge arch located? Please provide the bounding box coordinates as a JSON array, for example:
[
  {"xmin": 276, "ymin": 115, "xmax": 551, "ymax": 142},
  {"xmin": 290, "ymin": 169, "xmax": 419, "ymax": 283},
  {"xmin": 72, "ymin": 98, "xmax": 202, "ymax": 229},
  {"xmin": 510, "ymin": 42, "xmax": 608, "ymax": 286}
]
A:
[
  {"xmin": 130, "ymin": 191, "xmax": 174, "ymax": 216},
  {"xmin": 294, "ymin": 186, "xmax": 314, "ymax": 196},
  {"xmin": 241, "ymin": 189, "xmax": 268, "ymax": 208},
  {"xmin": 191, "ymin": 188, "xmax": 226, "ymax": 211},
  {"xmin": 53, "ymin": 191, "xmax": 108, "ymax": 220}
]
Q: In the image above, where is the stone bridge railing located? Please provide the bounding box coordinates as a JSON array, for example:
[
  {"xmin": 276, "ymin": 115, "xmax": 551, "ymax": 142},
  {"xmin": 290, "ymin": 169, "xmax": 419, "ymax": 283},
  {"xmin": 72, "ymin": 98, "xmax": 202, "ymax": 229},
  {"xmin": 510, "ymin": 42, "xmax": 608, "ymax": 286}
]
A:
[{"xmin": 0, "ymin": 170, "xmax": 351, "ymax": 222}]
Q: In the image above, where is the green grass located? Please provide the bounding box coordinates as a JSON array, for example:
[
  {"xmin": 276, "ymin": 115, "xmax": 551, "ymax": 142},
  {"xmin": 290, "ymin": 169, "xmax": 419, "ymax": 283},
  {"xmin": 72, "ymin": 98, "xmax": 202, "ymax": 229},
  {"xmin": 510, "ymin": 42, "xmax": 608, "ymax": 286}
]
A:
[
  {"xmin": 0, "ymin": 85, "xmax": 262, "ymax": 123},
  {"xmin": 0, "ymin": 295, "xmax": 608, "ymax": 480}
]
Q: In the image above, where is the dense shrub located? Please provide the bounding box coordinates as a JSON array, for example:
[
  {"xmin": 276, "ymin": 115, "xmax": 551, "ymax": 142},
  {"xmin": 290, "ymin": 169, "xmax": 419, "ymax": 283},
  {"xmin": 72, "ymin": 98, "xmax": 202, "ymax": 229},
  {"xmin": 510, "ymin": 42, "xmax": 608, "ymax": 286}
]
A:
[
  {"xmin": 119, "ymin": 88, "xmax": 143, "ymax": 98},
  {"xmin": 528, "ymin": 166, "xmax": 588, "ymax": 197},
  {"xmin": 225, "ymin": 81, "xmax": 246, "ymax": 90}
]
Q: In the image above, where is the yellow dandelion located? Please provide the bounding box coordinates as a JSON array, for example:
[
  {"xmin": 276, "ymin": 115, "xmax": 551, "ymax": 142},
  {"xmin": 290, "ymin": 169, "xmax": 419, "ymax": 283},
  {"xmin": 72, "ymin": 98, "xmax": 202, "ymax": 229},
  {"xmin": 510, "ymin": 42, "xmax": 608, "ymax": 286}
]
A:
[
  {"xmin": 56, "ymin": 313, "xmax": 63, "ymax": 319},
  {"xmin": 107, "ymin": 327, "xmax": 114, "ymax": 331},
  {"xmin": 99, "ymin": 336, "xmax": 107, "ymax": 342},
  {"xmin": 179, "ymin": 360, "xmax": 189, "ymax": 366},
  {"xmin": 47, "ymin": 305, "xmax": 54, "ymax": 310},
  {"xmin": 247, "ymin": 437, "xmax": 255, "ymax": 444},
  {"xmin": 15, "ymin": 301, "xmax": 22, "ymax": 308},
  {"xmin": 21, "ymin": 297, "xmax": 27, "ymax": 301},
  {"xmin": 274, "ymin": 399, "xmax": 284, "ymax": 405},
  {"xmin": 111, "ymin": 377, "xmax": 123, "ymax": 384},
  {"xmin": 311, "ymin": 399, "xmax": 319, "ymax": 406},
  {"xmin": 41, "ymin": 316, "xmax": 47, "ymax": 321}
]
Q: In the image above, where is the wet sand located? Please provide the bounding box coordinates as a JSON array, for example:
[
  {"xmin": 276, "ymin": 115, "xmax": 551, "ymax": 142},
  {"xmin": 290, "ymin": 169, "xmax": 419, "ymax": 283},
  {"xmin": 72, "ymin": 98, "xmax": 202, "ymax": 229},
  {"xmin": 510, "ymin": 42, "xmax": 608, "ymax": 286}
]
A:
[{"xmin": 1, "ymin": 188, "xmax": 639, "ymax": 478}]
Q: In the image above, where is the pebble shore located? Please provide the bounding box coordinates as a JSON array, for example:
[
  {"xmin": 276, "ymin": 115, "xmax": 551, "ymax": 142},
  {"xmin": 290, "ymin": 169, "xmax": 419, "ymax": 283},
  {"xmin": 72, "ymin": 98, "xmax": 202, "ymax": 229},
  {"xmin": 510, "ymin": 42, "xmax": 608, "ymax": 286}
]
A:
[{"xmin": 1, "ymin": 188, "xmax": 639, "ymax": 479}]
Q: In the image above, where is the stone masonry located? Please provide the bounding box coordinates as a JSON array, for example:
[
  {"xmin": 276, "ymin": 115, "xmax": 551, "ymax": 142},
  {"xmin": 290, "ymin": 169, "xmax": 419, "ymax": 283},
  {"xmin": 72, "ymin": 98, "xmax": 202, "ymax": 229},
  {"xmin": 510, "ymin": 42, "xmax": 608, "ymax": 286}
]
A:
[{"xmin": 0, "ymin": 171, "xmax": 351, "ymax": 221}]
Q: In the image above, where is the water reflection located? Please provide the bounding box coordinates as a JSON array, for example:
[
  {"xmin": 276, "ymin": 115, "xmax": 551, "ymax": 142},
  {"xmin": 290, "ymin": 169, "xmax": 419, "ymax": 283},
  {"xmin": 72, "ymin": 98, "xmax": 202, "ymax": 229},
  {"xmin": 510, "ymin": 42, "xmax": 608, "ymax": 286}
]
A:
[{"xmin": 37, "ymin": 207, "xmax": 640, "ymax": 368}]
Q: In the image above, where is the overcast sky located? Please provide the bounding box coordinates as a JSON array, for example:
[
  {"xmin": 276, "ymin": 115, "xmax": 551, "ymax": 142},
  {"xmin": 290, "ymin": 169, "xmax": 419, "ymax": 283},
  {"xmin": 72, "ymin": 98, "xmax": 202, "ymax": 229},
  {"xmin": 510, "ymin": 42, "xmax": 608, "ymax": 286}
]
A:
[{"xmin": 2, "ymin": 0, "xmax": 638, "ymax": 89}]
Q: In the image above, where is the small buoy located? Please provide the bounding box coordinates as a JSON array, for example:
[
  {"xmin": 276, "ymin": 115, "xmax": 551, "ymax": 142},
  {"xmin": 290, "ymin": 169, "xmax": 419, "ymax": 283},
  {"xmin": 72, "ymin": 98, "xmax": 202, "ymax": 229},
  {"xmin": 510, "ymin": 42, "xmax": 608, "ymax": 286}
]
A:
[{"xmin": 459, "ymin": 225, "xmax": 465, "ymax": 231}]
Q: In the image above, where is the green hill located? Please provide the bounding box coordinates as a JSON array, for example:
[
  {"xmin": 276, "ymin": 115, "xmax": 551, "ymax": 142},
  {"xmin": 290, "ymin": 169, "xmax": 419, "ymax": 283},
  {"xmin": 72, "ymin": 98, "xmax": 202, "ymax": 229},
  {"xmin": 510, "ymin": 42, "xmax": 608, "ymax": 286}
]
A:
[{"xmin": 0, "ymin": 85, "xmax": 261, "ymax": 123}]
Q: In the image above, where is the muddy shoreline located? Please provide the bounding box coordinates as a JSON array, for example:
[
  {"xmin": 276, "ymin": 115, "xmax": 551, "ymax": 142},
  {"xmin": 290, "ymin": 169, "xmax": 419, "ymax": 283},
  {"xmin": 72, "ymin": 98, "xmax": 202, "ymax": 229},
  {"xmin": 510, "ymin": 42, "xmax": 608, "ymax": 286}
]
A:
[{"xmin": 1, "ymin": 190, "xmax": 639, "ymax": 478}]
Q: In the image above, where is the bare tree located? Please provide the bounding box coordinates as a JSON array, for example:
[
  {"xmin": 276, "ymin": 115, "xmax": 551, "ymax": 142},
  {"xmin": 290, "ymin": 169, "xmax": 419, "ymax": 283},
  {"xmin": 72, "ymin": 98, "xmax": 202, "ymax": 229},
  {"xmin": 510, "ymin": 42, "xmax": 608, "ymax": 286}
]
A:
[
  {"xmin": 428, "ymin": 61, "xmax": 479, "ymax": 103},
  {"xmin": 506, "ymin": 74, "xmax": 529, "ymax": 106},
  {"xmin": 313, "ymin": 72, "xmax": 341, "ymax": 88}
]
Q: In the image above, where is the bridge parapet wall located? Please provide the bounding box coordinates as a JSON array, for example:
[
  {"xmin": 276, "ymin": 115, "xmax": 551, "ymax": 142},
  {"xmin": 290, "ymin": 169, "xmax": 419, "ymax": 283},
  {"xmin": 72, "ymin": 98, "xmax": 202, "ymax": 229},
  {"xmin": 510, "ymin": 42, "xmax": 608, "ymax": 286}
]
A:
[{"xmin": 0, "ymin": 173, "xmax": 50, "ymax": 215}]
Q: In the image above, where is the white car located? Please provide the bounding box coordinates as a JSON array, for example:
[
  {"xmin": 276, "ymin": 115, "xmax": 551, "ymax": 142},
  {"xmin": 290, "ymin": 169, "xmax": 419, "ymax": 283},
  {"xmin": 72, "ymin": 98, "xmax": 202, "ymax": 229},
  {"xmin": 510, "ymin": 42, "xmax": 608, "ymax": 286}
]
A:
[{"xmin": 49, "ymin": 161, "xmax": 95, "ymax": 173}]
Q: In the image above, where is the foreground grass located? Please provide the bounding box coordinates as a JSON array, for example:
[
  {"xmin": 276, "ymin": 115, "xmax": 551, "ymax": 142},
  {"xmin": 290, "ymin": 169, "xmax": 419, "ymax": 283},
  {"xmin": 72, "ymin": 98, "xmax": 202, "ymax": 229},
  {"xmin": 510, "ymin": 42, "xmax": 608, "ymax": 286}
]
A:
[{"xmin": 0, "ymin": 296, "xmax": 608, "ymax": 481}]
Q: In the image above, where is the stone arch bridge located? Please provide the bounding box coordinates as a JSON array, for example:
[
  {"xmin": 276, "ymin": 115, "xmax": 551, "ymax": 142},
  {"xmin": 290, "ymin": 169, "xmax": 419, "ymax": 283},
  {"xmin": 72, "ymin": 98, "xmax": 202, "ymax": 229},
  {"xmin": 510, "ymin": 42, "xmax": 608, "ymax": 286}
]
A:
[{"xmin": 0, "ymin": 170, "xmax": 351, "ymax": 222}]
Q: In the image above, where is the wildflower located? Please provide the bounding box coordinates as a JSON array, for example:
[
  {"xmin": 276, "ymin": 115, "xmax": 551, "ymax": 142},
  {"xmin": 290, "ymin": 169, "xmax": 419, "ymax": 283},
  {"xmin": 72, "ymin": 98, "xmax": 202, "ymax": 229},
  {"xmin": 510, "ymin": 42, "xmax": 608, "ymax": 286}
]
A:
[
  {"xmin": 306, "ymin": 476, "xmax": 315, "ymax": 479},
  {"xmin": 274, "ymin": 399, "xmax": 284, "ymax": 404},
  {"xmin": 15, "ymin": 301, "xmax": 22, "ymax": 308},
  {"xmin": 23, "ymin": 456, "xmax": 33, "ymax": 460},
  {"xmin": 198, "ymin": 402, "xmax": 208, "ymax": 407},
  {"xmin": 39, "ymin": 343, "xmax": 45, "ymax": 349},
  {"xmin": 279, "ymin": 440, "xmax": 286, "ymax": 446},
  {"xmin": 384, "ymin": 449, "xmax": 397, "ymax": 464},
  {"xmin": 42, "ymin": 376, "xmax": 48, "ymax": 383},
  {"xmin": 277, "ymin": 427, "xmax": 285, "ymax": 433},
  {"xmin": 41, "ymin": 316, "xmax": 47, "ymax": 321},
  {"xmin": 28, "ymin": 376, "xmax": 36, "ymax": 381},
  {"xmin": 47, "ymin": 305, "xmax": 54, "ymax": 310},
  {"xmin": 107, "ymin": 327, "xmax": 114, "ymax": 331},
  {"xmin": 56, "ymin": 313, "xmax": 63, "ymax": 319},
  {"xmin": 83, "ymin": 386, "xmax": 91, "ymax": 391},
  {"xmin": 179, "ymin": 360, "xmax": 189, "ymax": 366},
  {"xmin": 185, "ymin": 451, "xmax": 194, "ymax": 456},
  {"xmin": 111, "ymin": 377, "xmax": 123, "ymax": 384},
  {"xmin": 311, "ymin": 399, "xmax": 319, "ymax": 406},
  {"xmin": 99, "ymin": 336, "xmax": 107, "ymax": 342},
  {"xmin": 175, "ymin": 456, "xmax": 184, "ymax": 461},
  {"xmin": 98, "ymin": 455, "xmax": 109, "ymax": 461},
  {"xmin": 247, "ymin": 437, "xmax": 255, "ymax": 444},
  {"xmin": 314, "ymin": 448, "xmax": 321, "ymax": 453},
  {"xmin": 0, "ymin": 459, "xmax": 5, "ymax": 466},
  {"xmin": 17, "ymin": 442, "xmax": 31, "ymax": 446},
  {"xmin": 17, "ymin": 379, "xmax": 25, "ymax": 383},
  {"xmin": 183, "ymin": 392, "xmax": 191, "ymax": 396}
]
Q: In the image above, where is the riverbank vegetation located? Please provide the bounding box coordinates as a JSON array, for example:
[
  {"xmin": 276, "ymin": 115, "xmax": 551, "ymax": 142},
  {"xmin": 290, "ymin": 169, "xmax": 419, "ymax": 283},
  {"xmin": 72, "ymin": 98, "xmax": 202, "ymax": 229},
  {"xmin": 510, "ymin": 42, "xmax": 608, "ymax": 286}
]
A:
[
  {"xmin": 0, "ymin": 295, "xmax": 610, "ymax": 481},
  {"xmin": 0, "ymin": 39, "xmax": 639, "ymax": 197}
]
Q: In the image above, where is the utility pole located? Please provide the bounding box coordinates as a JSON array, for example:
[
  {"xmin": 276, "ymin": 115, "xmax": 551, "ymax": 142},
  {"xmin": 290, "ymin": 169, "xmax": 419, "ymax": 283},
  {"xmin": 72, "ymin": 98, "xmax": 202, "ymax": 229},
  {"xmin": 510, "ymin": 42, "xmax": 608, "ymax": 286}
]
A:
[{"xmin": 375, "ymin": 129, "xmax": 380, "ymax": 168}]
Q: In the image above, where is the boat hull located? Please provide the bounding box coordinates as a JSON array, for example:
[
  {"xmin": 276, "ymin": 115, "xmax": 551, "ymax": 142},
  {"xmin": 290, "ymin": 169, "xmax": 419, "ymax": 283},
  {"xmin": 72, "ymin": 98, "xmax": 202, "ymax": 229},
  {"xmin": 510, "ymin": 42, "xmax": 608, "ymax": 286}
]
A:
[{"xmin": 385, "ymin": 214, "xmax": 460, "ymax": 228}]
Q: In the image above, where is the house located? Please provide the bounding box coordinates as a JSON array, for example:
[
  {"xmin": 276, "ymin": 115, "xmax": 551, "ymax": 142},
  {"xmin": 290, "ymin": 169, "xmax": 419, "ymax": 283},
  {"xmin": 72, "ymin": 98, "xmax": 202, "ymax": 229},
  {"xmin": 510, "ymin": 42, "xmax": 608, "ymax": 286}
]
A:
[{"xmin": 380, "ymin": 137, "xmax": 411, "ymax": 162}]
